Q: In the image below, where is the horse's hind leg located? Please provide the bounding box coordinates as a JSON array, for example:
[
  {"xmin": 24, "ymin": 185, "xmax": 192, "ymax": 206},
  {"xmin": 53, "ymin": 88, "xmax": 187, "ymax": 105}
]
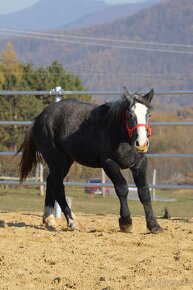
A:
[
  {"xmin": 43, "ymin": 174, "xmax": 57, "ymax": 226},
  {"xmin": 43, "ymin": 155, "xmax": 76, "ymax": 230}
]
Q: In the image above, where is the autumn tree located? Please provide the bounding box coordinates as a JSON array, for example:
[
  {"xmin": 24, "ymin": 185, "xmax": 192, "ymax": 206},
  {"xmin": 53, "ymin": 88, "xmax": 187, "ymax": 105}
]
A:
[{"xmin": 0, "ymin": 44, "xmax": 91, "ymax": 151}]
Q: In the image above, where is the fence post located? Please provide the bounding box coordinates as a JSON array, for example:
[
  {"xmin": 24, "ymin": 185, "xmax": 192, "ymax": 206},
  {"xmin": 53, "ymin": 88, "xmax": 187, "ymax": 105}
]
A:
[
  {"xmin": 102, "ymin": 169, "xmax": 106, "ymax": 198},
  {"xmin": 152, "ymin": 168, "xmax": 157, "ymax": 201},
  {"xmin": 53, "ymin": 86, "xmax": 62, "ymax": 218},
  {"xmin": 39, "ymin": 163, "xmax": 44, "ymax": 197}
]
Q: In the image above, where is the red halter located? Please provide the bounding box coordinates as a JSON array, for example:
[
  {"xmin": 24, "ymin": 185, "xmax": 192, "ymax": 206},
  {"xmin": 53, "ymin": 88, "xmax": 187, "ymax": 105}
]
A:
[{"xmin": 125, "ymin": 111, "xmax": 152, "ymax": 139}]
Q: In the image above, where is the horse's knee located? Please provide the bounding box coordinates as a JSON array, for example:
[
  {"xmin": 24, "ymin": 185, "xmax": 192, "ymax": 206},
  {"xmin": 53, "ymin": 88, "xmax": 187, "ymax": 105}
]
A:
[
  {"xmin": 115, "ymin": 183, "xmax": 128, "ymax": 198},
  {"xmin": 138, "ymin": 186, "xmax": 151, "ymax": 204}
]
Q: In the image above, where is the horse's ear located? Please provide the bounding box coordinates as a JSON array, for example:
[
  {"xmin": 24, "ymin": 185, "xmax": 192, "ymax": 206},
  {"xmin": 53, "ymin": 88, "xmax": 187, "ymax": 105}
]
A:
[
  {"xmin": 123, "ymin": 86, "xmax": 131, "ymax": 96},
  {"xmin": 143, "ymin": 89, "xmax": 154, "ymax": 103},
  {"xmin": 123, "ymin": 86, "xmax": 133, "ymax": 103}
]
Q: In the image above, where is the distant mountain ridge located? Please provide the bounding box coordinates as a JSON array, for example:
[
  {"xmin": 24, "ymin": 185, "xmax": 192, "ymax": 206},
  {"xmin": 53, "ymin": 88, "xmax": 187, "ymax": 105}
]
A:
[
  {"xmin": 0, "ymin": 0, "xmax": 107, "ymax": 31},
  {"xmin": 0, "ymin": 0, "xmax": 158, "ymax": 31},
  {"xmin": 60, "ymin": 1, "xmax": 157, "ymax": 29}
]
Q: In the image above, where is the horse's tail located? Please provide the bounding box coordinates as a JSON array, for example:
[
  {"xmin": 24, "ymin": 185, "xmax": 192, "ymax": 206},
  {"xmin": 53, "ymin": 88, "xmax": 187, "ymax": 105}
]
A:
[{"xmin": 16, "ymin": 124, "xmax": 41, "ymax": 182}]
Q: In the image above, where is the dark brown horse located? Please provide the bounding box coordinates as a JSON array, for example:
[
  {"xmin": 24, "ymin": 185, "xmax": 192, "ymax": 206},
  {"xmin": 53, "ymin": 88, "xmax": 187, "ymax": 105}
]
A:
[{"xmin": 17, "ymin": 89, "xmax": 163, "ymax": 233}]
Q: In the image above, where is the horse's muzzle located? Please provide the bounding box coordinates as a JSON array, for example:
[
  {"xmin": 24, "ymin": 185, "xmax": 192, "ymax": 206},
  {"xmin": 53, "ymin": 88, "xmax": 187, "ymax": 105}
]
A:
[{"xmin": 135, "ymin": 139, "xmax": 149, "ymax": 153}]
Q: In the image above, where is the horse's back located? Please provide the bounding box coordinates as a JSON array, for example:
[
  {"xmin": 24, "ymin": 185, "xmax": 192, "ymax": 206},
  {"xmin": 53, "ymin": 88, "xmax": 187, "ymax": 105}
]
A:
[
  {"xmin": 34, "ymin": 99, "xmax": 94, "ymax": 135},
  {"xmin": 31, "ymin": 99, "xmax": 94, "ymax": 156}
]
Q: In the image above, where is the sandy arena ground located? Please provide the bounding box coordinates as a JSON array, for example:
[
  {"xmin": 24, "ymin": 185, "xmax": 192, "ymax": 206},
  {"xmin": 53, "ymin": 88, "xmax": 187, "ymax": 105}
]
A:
[{"xmin": 0, "ymin": 212, "xmax": 193, "ymax": 290}]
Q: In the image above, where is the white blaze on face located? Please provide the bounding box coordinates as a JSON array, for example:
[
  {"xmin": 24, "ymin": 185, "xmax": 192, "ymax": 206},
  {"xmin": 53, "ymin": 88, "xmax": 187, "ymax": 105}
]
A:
[{"xmin": 132, "ymin": 103, "xmax": 148, "ymax": 146}]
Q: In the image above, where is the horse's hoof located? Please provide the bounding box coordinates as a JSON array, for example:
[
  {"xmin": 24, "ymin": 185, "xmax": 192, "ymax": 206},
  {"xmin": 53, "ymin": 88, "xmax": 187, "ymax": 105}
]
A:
[
  {"xmin": 119, "ymin": 218, "xmax": 133, "ymax": 233},
  {"xmin": 43, "ymin": 214, "xmax": 56, "ymax": 227},
  {"xmin": 67, "ymin": 216, "xmax": 77, "ymax": 231},
  {"xmin": 149, "ymin": 224, "xmax": 163, "ymax": 234},
  {"xmin": 68, "ymin": 221, "xmax": 77, "ymax": 231},
  {"xmin": 69, "ymin": 223, "xmax": 77, "ymax": 231},
  {"xmin": 119, "ymin": 223, "xmax": 133, "ymax": 233}
]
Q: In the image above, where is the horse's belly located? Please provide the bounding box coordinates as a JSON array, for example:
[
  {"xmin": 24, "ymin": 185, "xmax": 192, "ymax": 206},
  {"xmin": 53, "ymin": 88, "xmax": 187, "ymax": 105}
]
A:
[{"xmin": 63, "ymin": 137, "xmax": 101, "ymax": 168}]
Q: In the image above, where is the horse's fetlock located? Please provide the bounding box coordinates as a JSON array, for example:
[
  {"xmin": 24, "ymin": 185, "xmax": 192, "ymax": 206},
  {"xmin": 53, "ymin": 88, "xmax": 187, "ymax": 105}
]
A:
[
  {"xmin": 147, "ymin": 221, "xmax": 163, "ymax": 234},
  {"xmin": 119, "ymin": 216, "xmax": 132, "ymax": 225},
  {"xmin": 119, "ymin": 216, "xmax": 133, "ymax": 233}
]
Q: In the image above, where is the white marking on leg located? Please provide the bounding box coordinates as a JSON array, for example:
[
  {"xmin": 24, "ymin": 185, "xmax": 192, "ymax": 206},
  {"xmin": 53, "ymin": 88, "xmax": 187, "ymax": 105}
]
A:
[
  {"xmin": 54, "ymin": 201, "xmax": 62, "ymax": 218},
  {"xmin": 66, "ymin": 196, "xmax": 76, "ymax": 219},
  {"xmin": 43, "ymin": 214, "xmax": 56, "ymax": 227},
  {"xmin": 67, "ymin": 216, "xmax": 76, "ymax": 231},
  {"xmin": 43, "ymin": 207, "xmax": 56, "ymax": 226}
]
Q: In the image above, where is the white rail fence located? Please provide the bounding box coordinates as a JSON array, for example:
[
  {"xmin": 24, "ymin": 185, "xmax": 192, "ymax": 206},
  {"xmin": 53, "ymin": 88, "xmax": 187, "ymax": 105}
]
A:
[{"xmin": 0, "ymin": 89, "xmax": 193, "ymax": 190}]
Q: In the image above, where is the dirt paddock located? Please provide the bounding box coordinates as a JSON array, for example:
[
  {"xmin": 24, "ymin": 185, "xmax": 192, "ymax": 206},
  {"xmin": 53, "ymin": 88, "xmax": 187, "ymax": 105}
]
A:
[{"xmin": 0, "ymin": 212, "xmax": 193, "ymax": 290}]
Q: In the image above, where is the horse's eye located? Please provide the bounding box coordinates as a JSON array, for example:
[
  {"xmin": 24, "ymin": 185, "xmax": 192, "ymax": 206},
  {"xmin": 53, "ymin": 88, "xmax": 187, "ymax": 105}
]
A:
[
  {"xmin": 129, "ymin": 112, "xmax": 133, "ymax": 118},
  {"xmin": 130, "ymin": 114, "xmax": 136, "ymax": 121}
]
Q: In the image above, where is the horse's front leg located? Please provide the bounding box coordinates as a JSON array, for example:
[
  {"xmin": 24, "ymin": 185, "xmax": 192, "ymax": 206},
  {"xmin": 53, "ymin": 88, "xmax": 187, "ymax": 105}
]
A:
[
  {"xmin": 103, "ymin": 159, "xmax": 132, "ymax": 233},
  {"xmin": 131, "ymin": 159, "xmax": 163, "ymax": 233}
]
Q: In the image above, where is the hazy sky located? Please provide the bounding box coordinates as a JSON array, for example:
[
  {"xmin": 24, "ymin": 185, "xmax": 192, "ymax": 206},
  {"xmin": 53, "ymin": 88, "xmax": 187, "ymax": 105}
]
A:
[{"xmin": 0, "ymin": 0, "xmax": 146, "ymax": 15}]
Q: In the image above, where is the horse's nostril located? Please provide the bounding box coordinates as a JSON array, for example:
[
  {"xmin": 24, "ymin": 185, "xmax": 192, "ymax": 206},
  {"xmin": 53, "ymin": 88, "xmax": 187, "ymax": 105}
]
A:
[{"xmin": 135, "ymin": 139, "xmax": 149, "ymax": 148}]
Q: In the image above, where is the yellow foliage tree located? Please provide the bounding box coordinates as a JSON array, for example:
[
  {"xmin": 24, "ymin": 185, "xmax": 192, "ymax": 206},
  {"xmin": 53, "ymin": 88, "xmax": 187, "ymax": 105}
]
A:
[{"xmin": 0, "ymin": 42, "xmax": 23, "ymax": 89}]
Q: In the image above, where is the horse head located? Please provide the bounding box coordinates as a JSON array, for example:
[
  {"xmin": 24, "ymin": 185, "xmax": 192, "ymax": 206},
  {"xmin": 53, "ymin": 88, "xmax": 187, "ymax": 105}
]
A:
[{"xmin": 124, "ymin": 88, "xmax": 154, "ymax": 153}]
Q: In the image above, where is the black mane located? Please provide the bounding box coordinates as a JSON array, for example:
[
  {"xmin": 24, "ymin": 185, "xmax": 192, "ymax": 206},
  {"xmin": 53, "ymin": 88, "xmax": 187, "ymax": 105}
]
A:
[
  {"xmin": 103, "ymin": 95, "xmax": 130, "ymax": 127},
  {"xmin": 84, "ymin": 95, "xmax": 130, "ymax": 129},
  {"xmin": 88, "ymin": 92, "xmax": 152, "ymax": 129}
]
